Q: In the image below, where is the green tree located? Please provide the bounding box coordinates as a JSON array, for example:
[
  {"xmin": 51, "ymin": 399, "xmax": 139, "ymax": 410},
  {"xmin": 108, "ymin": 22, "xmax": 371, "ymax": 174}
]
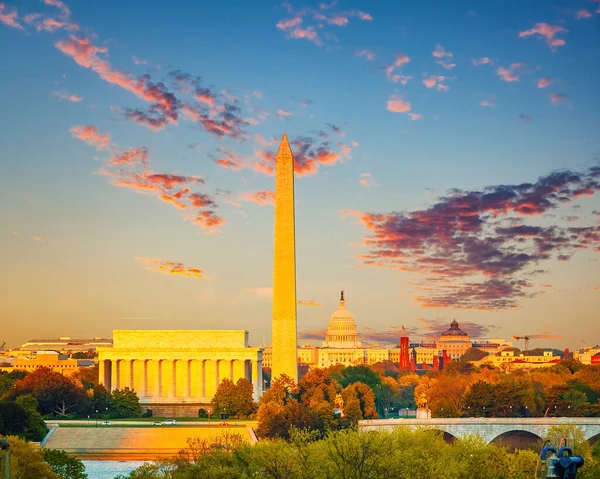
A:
[
  {"xmin": 461, "ymin": 347, "xmax": 489, "ymax": 362},
  {"xmin": 0, "ymin": 401, "xmax": 27, "ymax": 435},
  {"xmin": 41, "ymin": 449, "xmax": 88, "ymax": 479},
  {"xmin": 15, "ymin": 395, "xmax": 48, "ymax": 441},
  {"xmin": 331, "ymin": 365, "xmax": 381, "ymax": 389},
  {"xmin": 462, "ymin": 380, "xmax": 494, "ymax": 416},
  {"xmin": 111, "ymin": 387, "xmax": 141, "ymax": 418},
  {"xmin": 71, "ymin": 365, "xmax": 99, "ymax": 390},
  {"xmin": 92, "ymin": 384, "xmax": 112, "ymax": 413},
  {"xmin": 0, "ymin": 435, "xmax": 60, "ymax": 479}
]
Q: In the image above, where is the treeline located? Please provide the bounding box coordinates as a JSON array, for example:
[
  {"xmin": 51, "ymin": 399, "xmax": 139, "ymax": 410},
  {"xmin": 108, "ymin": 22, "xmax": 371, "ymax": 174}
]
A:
[
  {"xmin": 117, "ymin": 425, "xmax": 600, "ymax": 479},
  {"xmin": 0, "ymin": 366, "xmax": 142, "ymax": 441}
]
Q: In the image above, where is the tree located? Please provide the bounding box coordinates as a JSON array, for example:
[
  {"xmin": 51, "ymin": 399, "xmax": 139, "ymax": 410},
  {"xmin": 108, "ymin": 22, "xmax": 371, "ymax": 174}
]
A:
[
  {"xmin": 9, "ymin": 367, "xmax": 90, "ymax": 417},
  {"xmin": 462, "ymin": 380, "xmax": 494, "ymax": 416},
  {"xmin": 16, "ymin": 395, "xmax": 48, "ymax": 441},
  {"xmin": 211, "ymin": 378, "xmax": 255, "ymax": 418},
  {"xmin": 111, "ymin": 387, "xmax": 141, "ymax": 418},
  {"xmin": 461, "ymin": 347, "xmax": 488, "ymax": 362},
  {"xmin": 341, "ymin": 382, "xmax": 377, "ymax": 419},
  {"xmin": 0, "ymin": 435, "xmax": 60, "ymax": 479},
  {"xmin": 71, "ymin": 365, "xmax": 99, "ymax": 390},
  {"xmin": 0, "ymin": 401, "xmax": 27, "ymax": 435},
  {"xmin": 330, "ymin": 365, "xmax": 381, "ymax": 389},
  {"xmin": 92, "ymin": 384, "xmax": 112, "ymax": 413},
  {"xmin": 41, "ymin": 449, "xmax": 88, "ymax": 479}
]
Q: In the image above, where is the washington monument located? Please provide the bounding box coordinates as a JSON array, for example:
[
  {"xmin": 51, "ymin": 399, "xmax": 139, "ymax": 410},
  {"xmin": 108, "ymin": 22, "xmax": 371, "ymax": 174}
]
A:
[{"xmin": 271, "ymin": 133, "xmax": 298, "ymax": 382}]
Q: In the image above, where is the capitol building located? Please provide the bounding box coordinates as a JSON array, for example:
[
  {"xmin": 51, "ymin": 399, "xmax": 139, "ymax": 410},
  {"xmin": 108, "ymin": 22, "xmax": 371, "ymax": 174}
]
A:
[{"xmin": 262, "ymin": 292, "xmax": 505, "ymax": 370}]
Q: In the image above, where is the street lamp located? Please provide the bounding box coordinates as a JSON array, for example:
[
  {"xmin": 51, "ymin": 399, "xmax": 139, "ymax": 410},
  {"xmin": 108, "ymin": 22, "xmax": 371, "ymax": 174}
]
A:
[
  {"xmin": 95, "ymin": 410, "xmax": 98, "ymax": 428},
  {"xmin": 509, "ymin": 406, "xmax": 512, "ymax": 417},
  {"xmin": 0, "ymin": 439, "xmax": 9, "ymax": 479}
]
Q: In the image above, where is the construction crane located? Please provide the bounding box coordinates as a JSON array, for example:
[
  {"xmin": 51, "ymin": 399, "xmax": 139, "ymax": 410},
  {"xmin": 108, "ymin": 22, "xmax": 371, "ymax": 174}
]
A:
[
  {"xmin": 0, "ymin": 342, "xmax": 4, "ymax": 351},
  {"xmin": 512, "ymin": 334, "xmax": 566, "ymax": 354}
]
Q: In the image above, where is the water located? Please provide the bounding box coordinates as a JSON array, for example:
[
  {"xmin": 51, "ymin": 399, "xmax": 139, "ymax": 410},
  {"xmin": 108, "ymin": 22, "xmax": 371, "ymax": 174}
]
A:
[{"xmin": 82, "ymin": 460, "xmax": 148, "ymax": 479}]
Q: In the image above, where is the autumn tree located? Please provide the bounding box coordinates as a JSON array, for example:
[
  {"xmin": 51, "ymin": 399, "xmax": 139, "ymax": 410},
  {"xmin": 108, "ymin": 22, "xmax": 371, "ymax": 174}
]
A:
[
  {"xmin": 341, "ymin": 382, "xmax": 377, "ymax": 419},
  {"xmin": 0, "ymin": 436, "xmax": 60, "ymax": 479},
  {"xmin": 211, "ymin": 378, "xmax": 255, "ymax": 418},
  {"xmin": 462, "ymin": 380, "xmax": 494, "ymax": 416},
  {"xmin": 8, "ymin": 367, "xmax": 89, "ymax": 417},
  {"xmin": 71, "ymin": 365, "xmax": 99, "ymax": 390}
]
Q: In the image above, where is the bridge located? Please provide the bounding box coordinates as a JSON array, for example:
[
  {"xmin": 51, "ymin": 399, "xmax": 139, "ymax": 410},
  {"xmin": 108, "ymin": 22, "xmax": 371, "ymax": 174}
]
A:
[{"xmin": 358, "ymin": 418, "xmax": 600, "ymax": 444}]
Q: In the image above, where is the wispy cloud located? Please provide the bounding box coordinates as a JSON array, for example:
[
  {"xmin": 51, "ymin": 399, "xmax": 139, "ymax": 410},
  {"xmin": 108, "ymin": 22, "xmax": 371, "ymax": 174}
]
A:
[
  {"xmin": 422, "ymin": 74, "xmax": 450, "ymax": 92},
  {"xmin": 53, "ymin": 90, "xmax": 83, "ymax": 102},
  {"xmin": 383, "ymin": 54, "xmax": 411, "ymax": 83},
  {"xmin": 239, "ymin": 189, "xmax": 275, "ymax": 206},
  {"xmin": 575, "ymin": 9, "xmax": 592, "ymax": 19},
  {"xmin": 519, "ymin": 23, "xmax": 568, "ymax": 51},
  {"xmin": 480, "ymin": 99, "xmax": 495, "ymax": 107},
  {"xmin": 359, "ymin": 172, "xmax": 378, "ymax": 187},
  {"xmin": 472, "ymin": 57, "xmax": 492, "ymax": 66},
  {"xmin": 537, "ymin": 77, "xmax": 552, "ymax": 88},
  {"xmin": 432, "ymin": 44, "xmax": 455, "ymax": 69},
  {"xmin": 135, "ymin": 257, "xmax": 208, "ymax": 279},
  {"xmin": 551, "ymin": 93, "xmax": 568, "ymax": 104},
  {"xmin": 0, "ymin": 2, "xmax": 24, "ymax": 30},
  {"xmin": 70, "ymin": 125, "xmax": 111, "ymax": 150},
  {"xmin": 298, "ymin": 300, "xmax": 322, "ymax": 307},
  {"xmin": 343, "ymin": 164, "xmax": 600, "ymax": 310},
  {"xmin": 276, "ymin": 3, "xmax": 372, "ymax": 47},
  {"xmin": 496, "ymin": 63, "xmax": 524, "ymax": 82},
  {"xmin": 356, "ymin": 49, "xmax": 375, "ymax": 61}
]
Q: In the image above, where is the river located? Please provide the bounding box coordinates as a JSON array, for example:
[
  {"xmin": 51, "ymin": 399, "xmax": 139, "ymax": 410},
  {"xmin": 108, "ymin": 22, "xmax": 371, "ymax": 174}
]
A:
[{"xmin": 82, "ymin": 460, "xmax": 148, "ymax": 479}]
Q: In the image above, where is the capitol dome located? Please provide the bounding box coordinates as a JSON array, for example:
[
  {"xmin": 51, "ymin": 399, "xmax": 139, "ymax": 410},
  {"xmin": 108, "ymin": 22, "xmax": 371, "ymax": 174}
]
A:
[{"xmin": 322, "ymin": 291, "xmax": 362, "ymax": 348}]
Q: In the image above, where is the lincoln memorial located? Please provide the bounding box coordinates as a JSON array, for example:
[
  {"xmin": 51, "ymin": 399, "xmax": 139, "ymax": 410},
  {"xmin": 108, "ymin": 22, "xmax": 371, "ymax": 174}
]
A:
[{"xmin": 97, "ymin": 330, "xmax": 263, "ymax": 417}]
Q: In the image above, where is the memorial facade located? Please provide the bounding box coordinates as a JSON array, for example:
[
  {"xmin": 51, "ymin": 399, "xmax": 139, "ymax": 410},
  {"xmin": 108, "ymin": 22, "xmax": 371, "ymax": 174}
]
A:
[{"xmin": 97, "ymin": 330, "xmax": 263, "ymax": 417}]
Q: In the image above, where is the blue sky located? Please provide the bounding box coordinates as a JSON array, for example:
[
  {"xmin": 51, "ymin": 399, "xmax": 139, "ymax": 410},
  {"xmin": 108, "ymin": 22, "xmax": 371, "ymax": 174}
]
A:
[{"xmin": 0, "ymin": 0, "xmax": 599, "ymax": 350}]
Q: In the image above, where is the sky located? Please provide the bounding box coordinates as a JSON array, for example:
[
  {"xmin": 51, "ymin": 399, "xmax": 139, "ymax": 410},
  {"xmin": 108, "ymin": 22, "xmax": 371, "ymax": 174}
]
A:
[{"xmin": 1, "ymin": 0, "xmax": 599, "ymax": 351}]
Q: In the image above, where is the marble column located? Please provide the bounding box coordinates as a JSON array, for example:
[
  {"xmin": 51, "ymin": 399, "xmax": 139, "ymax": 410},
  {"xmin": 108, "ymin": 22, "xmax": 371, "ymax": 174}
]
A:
[
  {"xmin": 111, "ymin": 359, "xmax": 120, "ymax": 391},
  {"xmin": 146, "ymin": 360, "xmax": 160, "ymax": 398},
  {"xmin": 98, "ymin": 360, "xmax": 105, "ymax": 388},
  {"xmin": 161, "ymin": 360, "xmax": 174, "ymax": 398},
  {"xmin": 251, "ymin": 360, "xmax": 260, "ymax": 400},
  {"xmin": 174, "ymin": 359, "xmax": 190, "ymax": 397},
  {"xmin": 233, "ymin": 359, "xmax": 246, "ymax": 382},
  {"xmin": 133, "ymin": 360, "xmax": 146, "ymax": 397},
  {"xmin": 190, "ymin": 359, "xmax": 203, "ymax": 398},
  {"xmin": 204, "ymin": 360, "xmax": 218, "ymax": 399}
]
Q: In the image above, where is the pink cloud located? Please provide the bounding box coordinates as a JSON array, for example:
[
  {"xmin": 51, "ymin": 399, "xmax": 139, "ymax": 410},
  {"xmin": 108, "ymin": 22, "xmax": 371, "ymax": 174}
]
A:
[
  {"xmin": 551, "ymin": 93, "xmax": 567, "ymax": 104},
  {"xmin": 383, "ymin": 54, "xmax": 411, "ymax": 83},
  {"xmin": 480, "ymin": 100, "xmax": 495, "ymax": 107},
  {"xmin": 537, "ymin": 77, "xmax": 552, "ymax": 88},
  {"xmin": 422, "ymin": 75, "xmax": 449, "ymax": 92},
  {"xmin": 575, "ymin": 9, "xmax": 592, "ymax": 19},
  {"xmin": 277, "ymin": 109, "xmax": 292, "ymax": 119},
  {"xmin": 408, "ymin": 113, "xmax": 423, "ymax": 121},
  {"xmin": 519, "ymin": 23, "xmax": 568, "ymax": 51},
  {"xmin": 359, "ymin": 173, "xmax": 378, "ymax": 187},
  {"xmin": 387, "ymin": 95, "xmax": 411, "ymax": 113},
  {"xmin": 472, "ymin": 57, "xmax": 492, "ymax": 66},
  {"xmin": 70, "ymin": 125, "xmax": 111, "ymax": 150},
  {"xmin": 432, "ymin": 44, "xmax": 452, "ymax": 59},
  {"xmin": 355, "ymin": 11, "xmax": 373, "ymax": 21},
  {"xmin": 135, "ymin": 257, "xmax": 208, "ymax": 279},
  {"xmin": 44, "ymin": 0, "xmax": 70, "ymax": 18},
  {"xmin": 0, "ymin": 3, "xmax": 24, "ymax": 30},
  {"xmin": 356, "ymin": 49, "xmax": 375, "ymax": 61},
  {"xmin": 496, "ymin": 63, "xmax": 524, "ymax": 82},
  {"xmin": 109, "ymin": 147, "xmax": 149, "ymax": 166},
  {"xmin": 53, "ymin": 90, "xmax": 83, "ymax": 102},
  {"xmin": 239, "ymin": 190, "xmax": 275, "ymax": 206},
  {"xmin": 328, "ymin": 15, "xmax": 348, "ymax": 26}
]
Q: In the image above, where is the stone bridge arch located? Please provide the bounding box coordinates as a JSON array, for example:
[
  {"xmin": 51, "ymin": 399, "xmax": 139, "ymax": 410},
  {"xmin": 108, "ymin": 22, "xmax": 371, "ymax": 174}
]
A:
[{"xmin": 359, "ymin": 418, "xmax": 600, "ymax": 447}]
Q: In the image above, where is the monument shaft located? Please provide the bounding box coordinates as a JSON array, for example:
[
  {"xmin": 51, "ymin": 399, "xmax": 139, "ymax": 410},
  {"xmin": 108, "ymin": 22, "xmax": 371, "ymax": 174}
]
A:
[{"xmin": 271, "ymin": 133, "xmax": 298, "ymax": 382}]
